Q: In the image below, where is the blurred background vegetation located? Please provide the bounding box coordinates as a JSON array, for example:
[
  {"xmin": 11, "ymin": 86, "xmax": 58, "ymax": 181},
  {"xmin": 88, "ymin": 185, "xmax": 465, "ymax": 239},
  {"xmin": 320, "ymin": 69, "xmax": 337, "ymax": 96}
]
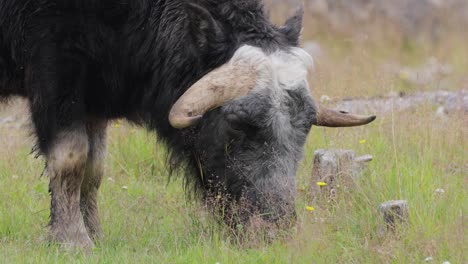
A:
[{"xmin": 266, "ymin": 0, "xmax": 467, "ymax": 99}]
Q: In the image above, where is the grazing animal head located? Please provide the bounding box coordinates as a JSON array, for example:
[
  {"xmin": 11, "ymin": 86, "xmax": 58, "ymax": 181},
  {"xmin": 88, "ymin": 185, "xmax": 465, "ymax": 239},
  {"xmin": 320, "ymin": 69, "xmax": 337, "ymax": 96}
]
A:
[{"xmin": 168, "ymin": 4, "xmax": 375, "ymax": 227}]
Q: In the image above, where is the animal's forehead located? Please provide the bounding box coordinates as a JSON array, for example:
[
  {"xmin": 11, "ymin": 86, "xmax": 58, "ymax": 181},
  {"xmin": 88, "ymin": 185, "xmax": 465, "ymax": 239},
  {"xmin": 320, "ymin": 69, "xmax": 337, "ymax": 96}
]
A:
[
  {"xmin": 222, "ymin": 45, "xmax": 315, "ymax": 132},
  {"xmin": 230, "ymin": 45, "xmax": 314, "ymax": 91}
]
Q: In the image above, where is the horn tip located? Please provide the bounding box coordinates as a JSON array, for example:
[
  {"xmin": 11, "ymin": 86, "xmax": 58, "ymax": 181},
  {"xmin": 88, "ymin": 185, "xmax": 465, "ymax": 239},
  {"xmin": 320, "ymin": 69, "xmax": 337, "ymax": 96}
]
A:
[
  {"xmin": 367, "ymin": 115, "xmax": 377, "ymax": 124},
  {"xmin": 169, "ymin": 114, "xmax": 202, "ymax": 129}
]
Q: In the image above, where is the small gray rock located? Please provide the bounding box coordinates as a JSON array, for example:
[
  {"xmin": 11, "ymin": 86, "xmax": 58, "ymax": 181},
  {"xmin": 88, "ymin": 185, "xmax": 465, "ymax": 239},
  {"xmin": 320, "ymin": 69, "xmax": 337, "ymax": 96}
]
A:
[
  {"xmin": 310, "ymin": 149, "xmax": 372, "ymax": 200},
  {"xmin": 380, "ymin": 200, "xmax": 409, "ymax": 232}
]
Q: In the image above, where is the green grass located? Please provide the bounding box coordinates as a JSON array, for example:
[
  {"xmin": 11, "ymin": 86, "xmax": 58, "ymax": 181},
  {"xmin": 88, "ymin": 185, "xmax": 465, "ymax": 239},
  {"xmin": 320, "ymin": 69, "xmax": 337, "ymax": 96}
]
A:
[
  {"xmin": 1, "ymin": 11, "xmax": 467, "ymax": 263},
  {"xmin": 0, "ymin": 103, "xmax": 465, "ymax": 263}
]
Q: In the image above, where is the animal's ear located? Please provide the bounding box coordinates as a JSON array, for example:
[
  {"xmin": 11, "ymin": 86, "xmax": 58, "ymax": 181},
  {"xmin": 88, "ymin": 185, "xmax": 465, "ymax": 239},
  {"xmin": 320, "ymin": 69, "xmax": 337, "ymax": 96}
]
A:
[
  {"xmin": 279, "ymin": 6, "xmax": 304, "ymax": 46},
  {"xmin": 186, "ymin": 3, "xmax": 224, "ymax": 49}
]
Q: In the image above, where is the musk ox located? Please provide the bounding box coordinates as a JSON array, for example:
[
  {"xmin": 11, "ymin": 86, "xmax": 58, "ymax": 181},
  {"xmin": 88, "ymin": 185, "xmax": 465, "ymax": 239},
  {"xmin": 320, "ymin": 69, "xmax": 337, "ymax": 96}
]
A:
[{"xmin": 0, "ymin": 0, "xmax": 375, "ymax": 248}]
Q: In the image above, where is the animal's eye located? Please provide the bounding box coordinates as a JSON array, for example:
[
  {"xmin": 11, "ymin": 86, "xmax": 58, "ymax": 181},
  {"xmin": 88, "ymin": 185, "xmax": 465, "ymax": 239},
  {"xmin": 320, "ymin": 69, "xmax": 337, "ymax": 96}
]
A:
[
  {"xmin": 225, "ymin": 113, "xmax": 259, "ymax": 139},
  {"xmin": 226, "ymin": 114, "xmax": 245, "ymax": 132}
]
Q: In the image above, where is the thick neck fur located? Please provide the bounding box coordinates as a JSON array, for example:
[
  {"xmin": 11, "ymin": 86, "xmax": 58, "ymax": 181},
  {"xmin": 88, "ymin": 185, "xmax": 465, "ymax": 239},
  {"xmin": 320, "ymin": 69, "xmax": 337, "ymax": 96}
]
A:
[{"xmin": 131, "ymin": 1, "xmax": 279, "ymax": 135}]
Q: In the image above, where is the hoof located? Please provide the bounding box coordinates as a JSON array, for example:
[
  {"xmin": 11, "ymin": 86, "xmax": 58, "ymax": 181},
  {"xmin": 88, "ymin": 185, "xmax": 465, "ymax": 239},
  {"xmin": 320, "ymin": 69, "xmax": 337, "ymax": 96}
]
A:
[
  {"xmin": 48, "ymin": 228, "xmax": 95, "ymax": 251},
  {"xmin": 88, "ymin": 231, "xmax": 103, "ymax": 245}
]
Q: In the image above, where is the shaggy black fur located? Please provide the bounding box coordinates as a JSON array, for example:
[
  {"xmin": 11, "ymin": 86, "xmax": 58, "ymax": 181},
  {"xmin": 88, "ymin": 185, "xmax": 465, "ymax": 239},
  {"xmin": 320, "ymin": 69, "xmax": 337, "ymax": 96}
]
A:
[{"xmin": 0, "ymin": 0, "xmax": 309, "ymax": 225}]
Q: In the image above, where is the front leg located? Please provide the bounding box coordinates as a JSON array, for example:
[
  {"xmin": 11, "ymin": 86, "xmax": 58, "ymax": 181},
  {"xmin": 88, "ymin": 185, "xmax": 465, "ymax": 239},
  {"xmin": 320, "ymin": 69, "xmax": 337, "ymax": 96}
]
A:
[
  {"xmin": 46, "ymin": 125, "xmax": 94, "ymax": 248},
  {"xmin": 80, "ymin": 120, "xmax": 107, "ymax": 241},
  {"xmin": 27, "ymin": 45, "xmax": 94, "ymax": 248}
]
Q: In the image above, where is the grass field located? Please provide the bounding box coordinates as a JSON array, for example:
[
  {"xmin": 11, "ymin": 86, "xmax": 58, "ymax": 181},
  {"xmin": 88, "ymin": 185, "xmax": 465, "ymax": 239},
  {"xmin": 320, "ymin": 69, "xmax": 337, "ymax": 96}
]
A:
[{"xmin": 1, "ymin": 7, "xmax": 467, "ymax": 264}]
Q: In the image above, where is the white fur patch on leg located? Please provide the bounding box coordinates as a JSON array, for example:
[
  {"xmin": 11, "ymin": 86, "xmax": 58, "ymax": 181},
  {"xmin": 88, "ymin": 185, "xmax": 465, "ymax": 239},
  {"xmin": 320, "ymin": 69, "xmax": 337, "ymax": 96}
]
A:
[{"xmin": 47, "ymin": 128, "xmax": 89, "ymax": 177}]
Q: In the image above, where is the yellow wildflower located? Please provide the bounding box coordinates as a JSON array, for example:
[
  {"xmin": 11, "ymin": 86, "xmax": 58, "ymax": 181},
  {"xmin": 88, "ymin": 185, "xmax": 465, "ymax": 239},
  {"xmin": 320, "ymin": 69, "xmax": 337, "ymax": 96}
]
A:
[
  {"xmin": 317, "ymin": 181, "xmax": 327, "ymax": 187},
  {"xmin": 306, "ymin": 206, "xmax": 315, "ymax": 212},
  {"xmin": 359, "ymin": 139, "xmax": 366, "ymax": 144},
  {"xmin": 399, "ymin": 71, "xmax": 409, "ymax": 80}
]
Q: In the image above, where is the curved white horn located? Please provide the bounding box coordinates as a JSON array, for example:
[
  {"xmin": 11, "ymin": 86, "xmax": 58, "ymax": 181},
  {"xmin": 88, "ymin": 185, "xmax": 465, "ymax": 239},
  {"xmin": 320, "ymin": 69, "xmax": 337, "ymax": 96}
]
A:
[{"xmin": 169, "ymin": 61, "xmax": 259, "ymax": 129}]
